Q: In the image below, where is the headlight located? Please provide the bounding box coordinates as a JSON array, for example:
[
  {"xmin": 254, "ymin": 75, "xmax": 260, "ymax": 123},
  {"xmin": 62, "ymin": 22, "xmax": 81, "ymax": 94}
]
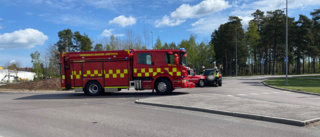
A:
[{"xmin": 207, "ymin": 76, "xmax": 214, "ymax": 80}]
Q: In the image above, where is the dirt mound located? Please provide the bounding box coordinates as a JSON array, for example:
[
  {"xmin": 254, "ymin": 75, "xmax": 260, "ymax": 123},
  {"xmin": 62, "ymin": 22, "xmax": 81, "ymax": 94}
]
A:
[{"xmin": 0, "ymin": 78, "xmax": 61, "ymax": 90}]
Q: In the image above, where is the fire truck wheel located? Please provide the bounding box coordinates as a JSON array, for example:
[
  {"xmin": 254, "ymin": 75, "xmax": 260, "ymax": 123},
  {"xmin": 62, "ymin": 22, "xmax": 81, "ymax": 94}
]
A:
[
  {"xmin": 85, "ymin": 81, "xmax": 103, "ymax": 96},
  {"xmin": 155, "ymin": 79, "xmax": 172, "ymax": 94},
  {"xmin": 198, "ymin": 80, "xmax": 205, "ymax": 87}
]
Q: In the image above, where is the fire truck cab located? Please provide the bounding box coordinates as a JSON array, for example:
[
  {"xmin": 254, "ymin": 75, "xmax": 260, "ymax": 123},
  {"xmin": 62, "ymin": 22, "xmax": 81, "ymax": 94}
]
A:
[{"xmin": 60, "ymin": 49, "xmax": 195, "ymax": 95}]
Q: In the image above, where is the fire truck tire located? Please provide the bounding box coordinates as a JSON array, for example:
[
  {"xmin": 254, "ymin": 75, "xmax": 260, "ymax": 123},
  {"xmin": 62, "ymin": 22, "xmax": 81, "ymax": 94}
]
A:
[
  {"xmin": 155, "ymin": 79, "xmax": 172, "ymax": 95},
  {"xmin": 85, "ymin": 81, "xmax": 103, "ymax": 96},
  {"xmin": 198, "ymin": 80, "xmax": 205, "ymax": 87}
]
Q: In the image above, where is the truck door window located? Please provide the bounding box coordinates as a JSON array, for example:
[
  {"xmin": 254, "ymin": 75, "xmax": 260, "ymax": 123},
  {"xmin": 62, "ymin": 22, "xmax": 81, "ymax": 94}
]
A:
[
  {"xmin": 189, "ymin": 70, "xmax": 195, "ymax": 75},
  {"xmin": 138, "ymin": 53, "xmax": 152, "ymax": 65},
  {"xmin": 165, "ymin": 53, "xmax": 175, "ymax": 64}
]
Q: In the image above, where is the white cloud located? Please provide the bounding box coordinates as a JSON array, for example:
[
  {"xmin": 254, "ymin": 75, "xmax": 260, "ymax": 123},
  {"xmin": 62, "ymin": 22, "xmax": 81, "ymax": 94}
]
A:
[
  {"xmin": 0, "ymin": 28, "xmax": 48, "ymax": 50},
  {"xmin": 100, "ymin": 29, "xmax": 124, "ymax": 37},
  {"xmin": 108, "ymin": 15, "xmax": 137, "ymax": 27},
  {"xmin": 228, "ymin": 0, "xmax": 320, "ymax": 32},
  {"xmin": 171, "ymin": 0, "xmax": 231, "ymax": 19},
  {"xmin": 154, "ymin": 0, "xmax": 230, "ymax": 27},
  {"xmin": 243, "ymin": 0, "xmax": 320, "ymax": 11},
  {"xmin": 188, "ymin": 16, "xmax": 229, "ymax": 35},
  {"xmin": 155, "ymin": 15, "xmax": 186, "ymax": 28},
  {"xmin": 10, "ymin": 60, "xmax": 17, "ymax": 64},
  {"xmin": 234, "ymin": 0, "xmax": 320, "ymax": 17},
  {"xmin": 239, "ymin": 16, "xmax": 253, "ymax": 28},
  {"xmin": 191, "ymin": 18, "xmax": 205, "ymax": 26},
  {"xmin": 101, "ymin": 29, "xmax": 114, "ymax": 37}
]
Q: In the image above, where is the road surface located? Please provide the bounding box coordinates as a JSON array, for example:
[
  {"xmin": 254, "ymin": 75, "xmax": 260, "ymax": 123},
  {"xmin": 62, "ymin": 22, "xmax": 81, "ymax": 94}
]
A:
[{"xmin": 0, "ymin": 76, "xmax": 319, "ymax": 137}]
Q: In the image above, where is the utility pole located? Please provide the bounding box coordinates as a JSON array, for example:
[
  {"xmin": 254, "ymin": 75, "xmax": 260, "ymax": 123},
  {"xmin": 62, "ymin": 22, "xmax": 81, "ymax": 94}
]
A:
[
  {"xmin": 151, "ymin": 31, "xmax": 153, "ymax": 49},
  {"xmin": 285, "ymin": 0, "xmax": 289, "ymax": 85},
  {"xmin": 235, "ymin": 29, "xmax": 238, "ymax": 76}
]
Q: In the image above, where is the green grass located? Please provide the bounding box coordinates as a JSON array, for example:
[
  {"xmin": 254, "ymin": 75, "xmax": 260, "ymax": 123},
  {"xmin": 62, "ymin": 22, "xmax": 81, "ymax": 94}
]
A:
[
  {"xmin": 294, "ymin": 76, "xmax": 320, "ymax": 79},
  {"xmin": 264, "ymin": 77, "xmax": 320, "ymax": 94}
]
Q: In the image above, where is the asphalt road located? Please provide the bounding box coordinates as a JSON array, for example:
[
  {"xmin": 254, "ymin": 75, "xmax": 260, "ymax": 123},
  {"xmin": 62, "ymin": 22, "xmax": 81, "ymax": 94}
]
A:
[
  {"xmin": 0, "ymin": 76, "xmax": 320, "ymax": 137},
  {"xmin": 193, "ymin": 76, "xmax": 320, "ymax": 107}
]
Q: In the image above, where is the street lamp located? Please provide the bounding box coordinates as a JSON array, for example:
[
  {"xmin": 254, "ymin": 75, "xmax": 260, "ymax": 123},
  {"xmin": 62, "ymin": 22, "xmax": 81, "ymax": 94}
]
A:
[
  {"xmin": 151, "ymin": 31, "xmax": 153, "ymax": 49},
  {"xmin": 235, "ymin": 29, "xmax": 238, "ymax": 77},
  {"xmin": 285, "ymin": 0, "xmax": 289, "ymax": 85}
]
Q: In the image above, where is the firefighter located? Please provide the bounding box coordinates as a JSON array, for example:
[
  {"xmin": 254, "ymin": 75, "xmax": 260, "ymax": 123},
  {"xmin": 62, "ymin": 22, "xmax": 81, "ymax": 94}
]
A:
[
  {"xmin": 213, "ymin": 66, "xmax": 219, "ymax": 85},
  {"xmin": 200, "ymin": 66, "xmax": 205, "ymax": 75}
]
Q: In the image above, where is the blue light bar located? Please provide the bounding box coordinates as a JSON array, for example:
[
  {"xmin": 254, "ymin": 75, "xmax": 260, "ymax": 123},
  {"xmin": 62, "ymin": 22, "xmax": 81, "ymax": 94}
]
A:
[
  {"xmin": 125, "ymin": 57, "xmax": 128, "ymax": 59},
  {"xmin": 108, "ymin": 58, "xmax": 111, "ymax": 60},
  {"xmin": 179, "ymin": 48, "xmax": 186, "ymax": 50}
]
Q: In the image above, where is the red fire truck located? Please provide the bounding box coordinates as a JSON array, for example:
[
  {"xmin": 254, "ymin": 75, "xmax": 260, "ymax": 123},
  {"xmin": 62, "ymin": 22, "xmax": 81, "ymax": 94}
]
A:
[{"xmin": 60, "ymin": 49, "xmax": 195, "ymax": 95}]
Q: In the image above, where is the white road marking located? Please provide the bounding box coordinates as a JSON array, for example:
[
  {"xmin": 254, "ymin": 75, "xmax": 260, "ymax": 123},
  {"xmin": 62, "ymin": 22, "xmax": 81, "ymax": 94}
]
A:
[
  {"xmin": 227, "ymin": 95, "xmax": 234, "ymax": 97},
  {"xmin": 238, "ymin": 94, "xmax": 247, "ymax": 96},
  {"xmin": 250, "ymin": 93, "xmax": 258, "ymax": 95},
  {"xmin": 272, "ymin": 92, "xmax": 280, "ymax": 94},
  {"xmin": 262, "ymin": 92, "xmax": 270, "ymax": 94}
]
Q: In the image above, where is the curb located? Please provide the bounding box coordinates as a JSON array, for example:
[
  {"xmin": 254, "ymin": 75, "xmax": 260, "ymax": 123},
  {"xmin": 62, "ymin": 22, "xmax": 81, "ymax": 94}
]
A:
[
  {"xmin": 0, "ymin": 89, "xmax": 73, "ymax": 94},
  {"xmin": 261, "ymin": 81, "xmax": 320, "ymax": 96},
  {"xmin": 135, "ymin": 100, "xmax": 320, "ymax": 126}
]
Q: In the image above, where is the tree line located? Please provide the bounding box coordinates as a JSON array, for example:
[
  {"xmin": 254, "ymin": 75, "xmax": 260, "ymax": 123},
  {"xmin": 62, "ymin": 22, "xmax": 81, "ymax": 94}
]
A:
[
  {"xmin": 211, "ymin": 9, "xmax": 320, "ymax": 76},
  {"xmin": 30, "ymin": 27, "xmax": 215, "ymax": 78},
  {"xmin": 30, "ymin": 8, "xmax": 320, "ymax": 79}
]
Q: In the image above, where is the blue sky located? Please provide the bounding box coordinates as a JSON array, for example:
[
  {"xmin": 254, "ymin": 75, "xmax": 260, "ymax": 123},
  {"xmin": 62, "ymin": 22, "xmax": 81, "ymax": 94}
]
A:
[{"xmin": 0, "ymin": 0, "xmax": 320, "ymax": 67}]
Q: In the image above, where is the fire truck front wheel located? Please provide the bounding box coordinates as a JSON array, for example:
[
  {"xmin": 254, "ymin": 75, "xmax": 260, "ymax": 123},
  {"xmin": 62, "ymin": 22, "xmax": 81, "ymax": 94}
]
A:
[
  {"xmin": 85, "ymin": 81, "xmax": 103, "ymax": 96},
  {"xmin": 155, "ymin": 78, "xmax": 172, "ymax": 95}
]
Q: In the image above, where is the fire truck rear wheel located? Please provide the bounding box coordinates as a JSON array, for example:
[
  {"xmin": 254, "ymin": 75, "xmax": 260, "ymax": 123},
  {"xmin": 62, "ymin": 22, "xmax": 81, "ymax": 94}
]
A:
[
  {"xmin": 198, "ymin": 80, "xmax": 205, "ymax": 87},
  {"xmin": 85, "ymin": 81, "xmax": 103, "ymax": 96},
  {"xmin": 155, "ymin": 79, "xmax": 172, "ymax": 95}
]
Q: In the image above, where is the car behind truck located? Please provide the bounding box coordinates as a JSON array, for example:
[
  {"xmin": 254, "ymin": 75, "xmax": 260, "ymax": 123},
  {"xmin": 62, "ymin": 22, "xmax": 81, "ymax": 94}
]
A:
[{"xmin": 60, "ymin": 49, "xmax": 195, "ymax": 95}]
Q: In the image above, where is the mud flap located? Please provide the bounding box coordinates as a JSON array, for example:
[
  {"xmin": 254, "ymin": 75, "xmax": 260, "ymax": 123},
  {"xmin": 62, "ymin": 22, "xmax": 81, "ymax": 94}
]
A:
[{"xmin": 187, "ymin": 82, "xmax": 195, "ymax": 88}]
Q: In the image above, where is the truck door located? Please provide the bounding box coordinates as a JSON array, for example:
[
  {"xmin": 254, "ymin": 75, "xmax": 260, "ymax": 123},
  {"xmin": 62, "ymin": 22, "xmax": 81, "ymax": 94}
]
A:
[
  {"xmin": 133, "ymin": 52, "xmax": 155, "ymax": 78},
  {"xmin": 104, "ymin": 61, "xmax": 130, "ymax": 88},
  {"xmin": 70, "ymin": 63, "xmax": 83, "ymax": 88}
]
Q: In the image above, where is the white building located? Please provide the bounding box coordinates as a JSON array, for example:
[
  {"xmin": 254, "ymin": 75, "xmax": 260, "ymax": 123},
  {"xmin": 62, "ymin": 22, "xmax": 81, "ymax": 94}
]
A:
[{"xmin": 0, "ymin": 69, "xmax": 36, "ymax": 83}]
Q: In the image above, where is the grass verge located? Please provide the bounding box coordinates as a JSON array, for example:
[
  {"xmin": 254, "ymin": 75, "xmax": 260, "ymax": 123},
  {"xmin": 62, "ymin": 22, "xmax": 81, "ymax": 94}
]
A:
[{"xmin": 264, "ymin": 77, "xmax": 320, "ymax": 94}]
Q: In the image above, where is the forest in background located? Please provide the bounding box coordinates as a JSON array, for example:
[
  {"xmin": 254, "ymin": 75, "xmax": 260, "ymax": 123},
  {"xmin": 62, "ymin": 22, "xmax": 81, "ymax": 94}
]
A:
[{"xmin": 25, "ymin": 8, "xmax": 320, "ymax": 78}]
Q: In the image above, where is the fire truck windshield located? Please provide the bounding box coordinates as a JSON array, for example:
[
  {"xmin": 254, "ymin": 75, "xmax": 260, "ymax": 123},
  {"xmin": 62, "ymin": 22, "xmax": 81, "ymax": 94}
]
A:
[{"xmin": 180, "ymin": 52, "xmax": 187, "ymax": 66}]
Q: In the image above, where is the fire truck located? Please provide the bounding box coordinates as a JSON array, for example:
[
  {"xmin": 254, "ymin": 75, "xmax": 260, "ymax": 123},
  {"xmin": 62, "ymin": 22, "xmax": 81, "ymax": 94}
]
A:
[{"xmin": 60, "ymin": 49, "xmax": 195, "ymax": 95}]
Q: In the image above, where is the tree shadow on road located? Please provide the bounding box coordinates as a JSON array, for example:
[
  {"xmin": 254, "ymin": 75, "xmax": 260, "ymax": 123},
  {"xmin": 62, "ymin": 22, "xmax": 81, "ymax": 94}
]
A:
[{"xmin": 15, "ymin": 92, "xmax": 189, "ymax": 100}]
